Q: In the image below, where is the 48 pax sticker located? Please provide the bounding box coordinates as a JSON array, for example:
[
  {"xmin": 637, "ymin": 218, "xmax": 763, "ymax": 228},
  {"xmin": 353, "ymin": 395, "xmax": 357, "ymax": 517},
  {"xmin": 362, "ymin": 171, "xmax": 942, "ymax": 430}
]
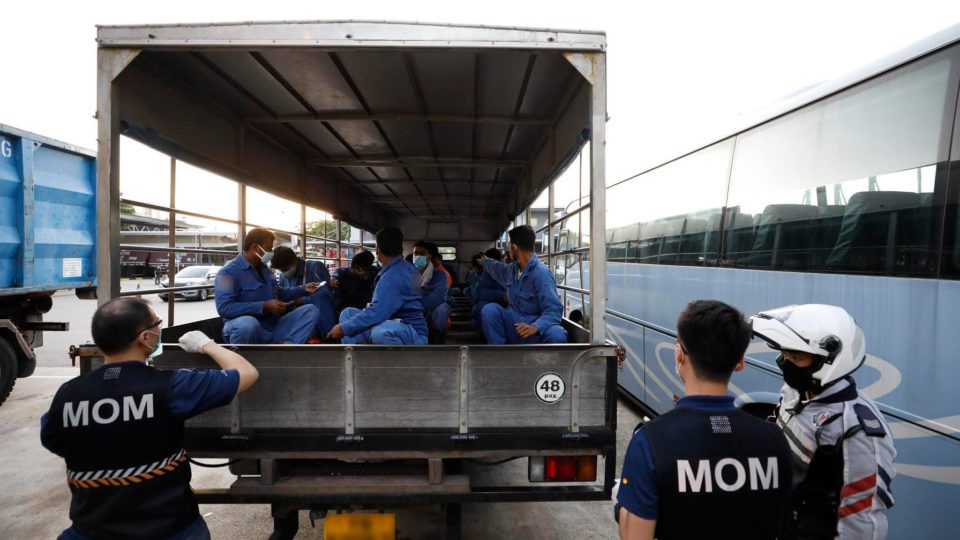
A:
[{"xmin": 535, "ymin": 373, "xmax": 566, "ymax": 404}]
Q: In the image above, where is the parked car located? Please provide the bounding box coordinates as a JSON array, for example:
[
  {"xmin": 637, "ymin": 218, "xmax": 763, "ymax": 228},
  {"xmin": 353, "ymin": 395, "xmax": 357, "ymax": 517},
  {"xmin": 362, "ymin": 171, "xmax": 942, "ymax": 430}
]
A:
[{"xmin": 160, "ymin": 265, "xmax": 220, "ymax": 301}]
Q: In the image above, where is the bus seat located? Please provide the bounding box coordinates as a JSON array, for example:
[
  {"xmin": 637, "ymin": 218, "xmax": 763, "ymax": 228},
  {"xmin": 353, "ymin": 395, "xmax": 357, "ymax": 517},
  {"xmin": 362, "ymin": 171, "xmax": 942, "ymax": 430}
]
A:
[
  {"xmin": 637, "ymin": 221, "xmax": 664, "ymax": 263},
  {"xmin": 815, "ymin": 205, "xmax": 846, "ymax": 266},
  {"xmin": 826, "ymin": 191, "xmax": 921, "ymax": 273},
  {"xmin": 702, "ymin": 212, "xmax": 724, "ymax": 263},
  {"xmin": 723, "ymin": 209, "xmax": 757, "ymax": 265},
  {"xmin": 747, "ymin": 204, "xmax": 820, "ymax": 269},
  {"xmin": 655, "ymin": 218, "xmax": 687, "ymax": 264},
  {"xmin": 676, "ymin": 218, "xmax": 708, "ymax": 265}
]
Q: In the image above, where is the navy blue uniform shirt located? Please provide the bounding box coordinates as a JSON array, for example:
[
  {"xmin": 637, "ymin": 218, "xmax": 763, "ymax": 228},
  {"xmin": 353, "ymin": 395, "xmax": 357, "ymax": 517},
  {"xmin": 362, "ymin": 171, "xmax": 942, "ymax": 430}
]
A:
[{"xmin": 617, "ymin": 395, "xmax": 738, "ymax": 519}]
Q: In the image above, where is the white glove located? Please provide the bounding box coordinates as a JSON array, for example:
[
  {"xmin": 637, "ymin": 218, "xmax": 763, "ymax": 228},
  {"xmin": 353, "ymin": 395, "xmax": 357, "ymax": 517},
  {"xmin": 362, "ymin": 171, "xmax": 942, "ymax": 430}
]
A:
[{"xmin": 179, "ymin": 330, "xmax": 213, "ymax": 353}]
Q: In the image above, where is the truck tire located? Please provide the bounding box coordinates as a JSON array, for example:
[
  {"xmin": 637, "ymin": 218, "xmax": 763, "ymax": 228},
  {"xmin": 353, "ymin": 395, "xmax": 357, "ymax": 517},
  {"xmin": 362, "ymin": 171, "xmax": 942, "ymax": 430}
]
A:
[{"xmin": 0, "ymin": 339, "xmax": 18, "ymax": 407}]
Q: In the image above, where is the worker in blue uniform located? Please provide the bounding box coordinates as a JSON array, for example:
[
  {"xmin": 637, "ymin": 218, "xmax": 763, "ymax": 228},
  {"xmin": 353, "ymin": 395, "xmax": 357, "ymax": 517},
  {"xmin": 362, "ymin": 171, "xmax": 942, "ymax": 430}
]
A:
[
  {"xmin": 270, "ymin": 246, "xmax": 336, "ymax": 337},
  {"xmin": 479, "ymin": 225, "xmax": 567, "ymax": 344},
  {"xmin": 329, "ymin": 250, "xmax": 378, "ymax": 315},
  {"xmin": 464, "ymin": 253, "xmax": 483, "ymax": 293},
  {"xmin": 413, "ymin": 240, "xmax": 450, "ymax": 343},
  {"xmin": 615, "ymin": 300, "xmax": 791, "ymax": 540},
  {"xmin": 470, "ymin": 247, "xmax": 507, "ymax": 331},
  {"xmin": 327, "ymin": 227, "xmax": 428, "ymax": 345},
  {"xmin": 214, "ymin": 228, "xmax": 321, "ymax": 344},
  {"xmin": 40, "ymin": 297, "xmax": 259, "ymax": 540}
]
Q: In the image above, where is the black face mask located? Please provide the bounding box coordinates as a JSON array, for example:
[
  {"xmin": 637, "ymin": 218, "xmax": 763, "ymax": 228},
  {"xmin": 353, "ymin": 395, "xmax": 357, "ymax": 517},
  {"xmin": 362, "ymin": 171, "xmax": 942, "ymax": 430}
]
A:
[{"xmin": 777, "ymin": 355, "xmax": 824, "ymax": 393}]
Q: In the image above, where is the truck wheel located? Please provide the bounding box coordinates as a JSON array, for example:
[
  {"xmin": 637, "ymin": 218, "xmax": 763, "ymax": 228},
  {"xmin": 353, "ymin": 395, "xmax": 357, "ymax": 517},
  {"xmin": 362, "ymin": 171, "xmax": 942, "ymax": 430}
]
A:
[
  {"xmin": 0, "ymin": 339, "xmax": 18, "ymax": 407},
  {"xmin": 198, "ymin": 289, "xmax": 209, "ymax": 301}
]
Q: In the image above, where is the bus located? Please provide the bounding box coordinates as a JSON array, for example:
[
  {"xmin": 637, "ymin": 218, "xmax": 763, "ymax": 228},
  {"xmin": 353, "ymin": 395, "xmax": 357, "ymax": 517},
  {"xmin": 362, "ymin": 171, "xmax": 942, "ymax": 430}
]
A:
[{"xmin": 560, "ymin": 22, "xmax": 960, "ymax": 537}]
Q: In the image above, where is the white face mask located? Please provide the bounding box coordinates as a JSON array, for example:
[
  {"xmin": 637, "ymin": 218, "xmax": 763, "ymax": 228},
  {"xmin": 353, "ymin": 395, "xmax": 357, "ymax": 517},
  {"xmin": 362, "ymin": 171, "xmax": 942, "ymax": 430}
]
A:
[
  {"xmin": 282, "ymin": 266, "xmax": 297, "ymax": 279},
  {"xmin": 256, "ymin": 244, "xmax": 274, "ymax": 265},
  {"xmin": 145, "ymin": 331, "xmax": 163, "ymax": 359}
]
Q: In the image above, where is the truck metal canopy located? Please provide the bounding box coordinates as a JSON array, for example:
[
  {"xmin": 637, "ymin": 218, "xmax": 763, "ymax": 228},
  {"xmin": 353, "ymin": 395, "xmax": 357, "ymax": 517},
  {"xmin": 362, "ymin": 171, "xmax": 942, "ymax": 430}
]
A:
[
  {"xmin": 96, "ymin": 21, "xmax": 608, "ymax": 340},
  {"xmin": 96, "ymin": 21, "xmax": 604, "ymax": 232}
]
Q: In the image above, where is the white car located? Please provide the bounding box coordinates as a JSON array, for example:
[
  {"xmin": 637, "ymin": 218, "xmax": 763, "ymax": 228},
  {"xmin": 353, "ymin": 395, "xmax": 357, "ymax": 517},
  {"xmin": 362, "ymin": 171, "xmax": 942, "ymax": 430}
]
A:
[{"xmin": 160, "ymin": 265, "xmax": 220, "ymax": 301}]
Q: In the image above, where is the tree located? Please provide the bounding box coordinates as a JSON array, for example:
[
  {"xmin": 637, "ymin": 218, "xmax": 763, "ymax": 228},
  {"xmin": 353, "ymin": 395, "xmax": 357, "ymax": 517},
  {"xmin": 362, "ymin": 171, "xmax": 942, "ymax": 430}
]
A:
[
  {"xmin": 306, "ymin": 219, "xmax": 351, "ymax": 240},
  {"xmin": 120, "ymin": 201, "xmax": 137, "ymax": 215}
]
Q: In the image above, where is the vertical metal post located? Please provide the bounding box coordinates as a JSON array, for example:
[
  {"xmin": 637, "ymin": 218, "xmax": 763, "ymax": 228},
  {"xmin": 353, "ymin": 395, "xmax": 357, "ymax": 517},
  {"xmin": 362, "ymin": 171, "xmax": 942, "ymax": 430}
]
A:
[
  {"xmin": 577, "ymin": 153, "xmax": 586, "ymax": 311},
  {"xmin": 96, "ymin": 48, "xmax": 139, "ymax": 305},
  {"xmin": 237, "ymin": 184, "xmax": 246, "ymax": 251},
  {"xmin": 300, "ymin": 204, "xmax": 307, "ymax": 259},
  {"xmin": 547, "ymin": 182, "xmax": 555, "ymax": 272},
  {"xmin": 336, "ymin": 218, "xmax": 343, "ymax": 268},
  {"xmin": 588, "ymin": 54, "xmax": 607, "ymax": 345},
  {"xmin": 168, "ymin": 157, "xmax": 176, "ymax": 326}
]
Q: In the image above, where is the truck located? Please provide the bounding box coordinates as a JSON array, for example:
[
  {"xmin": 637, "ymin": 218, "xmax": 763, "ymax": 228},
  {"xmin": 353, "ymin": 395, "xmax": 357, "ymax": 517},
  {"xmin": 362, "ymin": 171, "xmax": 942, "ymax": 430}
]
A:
[
  {"xmin": 87, "ymin": 20, "xmax": 614, "ymax": 538},
  {"xmin": 0, "ymin": 124, "xmax": 96, "ymax": 406}
]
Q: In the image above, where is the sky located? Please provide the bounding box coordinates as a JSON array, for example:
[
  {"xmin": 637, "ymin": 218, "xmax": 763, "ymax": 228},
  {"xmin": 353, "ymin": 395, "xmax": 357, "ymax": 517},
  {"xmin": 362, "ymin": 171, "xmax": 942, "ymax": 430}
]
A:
[{"xmin": 2, "ymin": 0, "xmax": 959, "ymax": 232}]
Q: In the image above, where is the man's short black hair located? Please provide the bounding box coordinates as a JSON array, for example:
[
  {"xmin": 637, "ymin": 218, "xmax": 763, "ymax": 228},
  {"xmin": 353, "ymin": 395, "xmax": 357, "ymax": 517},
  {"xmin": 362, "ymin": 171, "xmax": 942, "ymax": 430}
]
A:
[
  {"xmin": 471, "ymin": 253, "xmax": 484, "ymax": 264},
  {"xmin": 676, "ymin": 300, "xmax": 752, "ymax": 383},
  {"xmin": 376, "ymin": 227, "xmax": 404, "ymax": 257},
  {"xmin": 270, "ymin": 245, "xmax": 298, "ymax": 270},
  {"xmin": 351, "ymin": 250, "xmax": 375, "ymax": 270},
  {"xmin": 243, "ymin": 227, "xmax": 276, "ymax": 252},
  {"xmin": 91, "ymin": 297, "xmax": 157, "ymax": 355},
  {"xmin": 414, "ymin": 240, "xmax": 440, "ymax": 258},
  {"xmin": 484, "ymin": 247, "xmax": 504, "ymax": 261},
  {"xmin": 508, "ymin": 225, "xmax": 536, "ymax": 252}
]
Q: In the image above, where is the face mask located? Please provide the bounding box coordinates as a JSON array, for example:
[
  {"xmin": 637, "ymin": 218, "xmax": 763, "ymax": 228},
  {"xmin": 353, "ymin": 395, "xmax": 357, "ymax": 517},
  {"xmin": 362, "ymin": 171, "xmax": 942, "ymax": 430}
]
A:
[
  {"xmin": 777, "ymin": 355, "xmax": 822, "ymax": 393},
  {"xmin": 413, "ymin": 255, "xmax": 428, "ymax": 270},
  {"xmin": 145, "ymin": 331, "xmax": 163, "ymax": 359},
  {"xmin": 256, "ymin": 244, "xmax": 274, "ymax": 265},
  {"xmin": 674, "ymin": 359, "xmax": 682, "ymax": 380},
  {"xmin": 282, "ymin": 266, "xmax": 297, "ymax": 279}
]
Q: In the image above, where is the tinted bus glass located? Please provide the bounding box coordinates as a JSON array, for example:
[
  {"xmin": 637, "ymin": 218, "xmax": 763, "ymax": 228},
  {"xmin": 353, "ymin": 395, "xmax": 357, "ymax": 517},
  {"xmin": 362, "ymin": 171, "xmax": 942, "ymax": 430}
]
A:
[
  {"xmin": 725, "ymin": 53, "xmax": 957, "ymax": 276},
  {"xmin": 606, "ymin": 139, "xmax": 733, "ymax": 266}
]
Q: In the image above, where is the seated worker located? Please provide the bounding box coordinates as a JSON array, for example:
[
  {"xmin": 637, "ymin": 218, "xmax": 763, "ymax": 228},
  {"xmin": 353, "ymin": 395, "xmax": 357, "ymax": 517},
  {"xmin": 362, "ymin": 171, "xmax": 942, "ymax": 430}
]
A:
[
  {"xmin": 464, "ymin": 252, "xmax": 484, "ymax": 297},
  {"xmin": 414, "ymin": 240, "xmax": 451, "ymax": 343},
  {"xmin": 269, "ymin": 246, "xmax": 336, "ymax": 337},
  {"xmin": 215, "ymin": 227, "xmax": 322, "ymax": 344},
  {"xmin": 327, "ymin": 227, "xmax": 428, "ymax": 345},
  {"xmin": 330, "ymin": 251, "xmax": 377, "ymax": 315},
  {"xmin": 470, "ymin": 248, "xmax": 507, "ymax": 331},
  {"xmin": 480, "ymin": 225, "xmax": 567, "ymax": 344}
]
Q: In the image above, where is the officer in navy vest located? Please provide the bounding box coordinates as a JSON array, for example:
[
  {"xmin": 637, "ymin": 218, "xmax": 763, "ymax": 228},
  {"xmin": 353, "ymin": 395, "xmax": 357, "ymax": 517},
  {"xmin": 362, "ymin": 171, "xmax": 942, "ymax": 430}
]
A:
[
  {"xmin": 615, "ymin": 300, "xmax": 792, "ymax": 540},
  {"xmin": 40, "ymin": 297, "xmax": 259, "ymax": 540}
]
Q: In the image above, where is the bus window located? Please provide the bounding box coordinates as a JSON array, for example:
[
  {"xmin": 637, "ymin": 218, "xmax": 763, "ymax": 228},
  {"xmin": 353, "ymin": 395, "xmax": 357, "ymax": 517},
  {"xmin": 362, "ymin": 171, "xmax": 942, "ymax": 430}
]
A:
[
  {"xmin": 725, "ymin": 52, "xmax": 957, "ymax": 276},
  {"xmin": 606, "ymin": 139, "xmax": 733, "ymax": 266}
]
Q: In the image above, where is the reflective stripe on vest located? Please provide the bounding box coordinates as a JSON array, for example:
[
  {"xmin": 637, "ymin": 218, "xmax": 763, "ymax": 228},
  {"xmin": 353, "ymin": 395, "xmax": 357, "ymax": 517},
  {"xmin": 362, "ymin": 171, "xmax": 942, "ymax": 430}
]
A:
[{"xmin": 66, "ymin": 449, "xmax": 187, "ymax": 488}]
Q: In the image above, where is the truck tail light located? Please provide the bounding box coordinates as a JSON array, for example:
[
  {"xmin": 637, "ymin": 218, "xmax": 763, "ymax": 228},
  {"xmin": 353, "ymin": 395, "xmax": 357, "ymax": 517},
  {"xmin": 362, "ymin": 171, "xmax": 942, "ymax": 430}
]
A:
[{"xmin": 529, "ymin": 455, "xmax": 598, "ymax": 482}]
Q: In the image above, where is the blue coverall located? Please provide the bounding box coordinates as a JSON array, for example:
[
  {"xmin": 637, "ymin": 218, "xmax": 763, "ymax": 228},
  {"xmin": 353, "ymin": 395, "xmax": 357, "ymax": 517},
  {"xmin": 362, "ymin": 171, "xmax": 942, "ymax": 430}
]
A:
[
  {"xmin": 421, "ymin": 264, "xmax": 450, "ymax": 337},
  {"xmin": 279, "ymin": 258, "xmax": 336, "ymax": 336},
  {"xmin": 480, "ymin": 254, "xmax": 567, "ymax": 344},
  {"xmin": 215, "ymin": 253, "xmax": 320, "ymax": 344},
  {"xmin": 339, "ymin": 257, "xmax": 428, "ymax": 345},
  {"xmin": 331, "ymin": 265, "xmax": 377, "ymax": 313},
  {"xmin": 469, "ymin": 271, "xmax": 506, "ymax": 331}
]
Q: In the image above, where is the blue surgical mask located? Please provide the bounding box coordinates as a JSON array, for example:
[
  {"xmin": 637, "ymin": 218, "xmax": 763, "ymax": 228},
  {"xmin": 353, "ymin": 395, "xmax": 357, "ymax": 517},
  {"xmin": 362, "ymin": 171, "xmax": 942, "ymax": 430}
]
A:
[
  {"xmin": 282, "ymin": 266, "xmax": 297, "ymax": 279},
  {"xmin": 256, "ymin": 244, "xmax": 274, "ymax": 265},
  {"xmin": 413, "ymin": 255, "xmax": 428, "ymax": 270},
  {"xmin": 145, "ymin": 331, "xmax": 163, "ymax": 359}
]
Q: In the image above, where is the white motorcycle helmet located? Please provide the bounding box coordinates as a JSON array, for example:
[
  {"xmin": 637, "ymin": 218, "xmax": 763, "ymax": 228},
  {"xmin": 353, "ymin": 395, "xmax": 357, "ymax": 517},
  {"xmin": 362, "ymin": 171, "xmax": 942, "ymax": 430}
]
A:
[{"xmin": 749, "ymin": 304, "xmax": 866, "ymax": 392}]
